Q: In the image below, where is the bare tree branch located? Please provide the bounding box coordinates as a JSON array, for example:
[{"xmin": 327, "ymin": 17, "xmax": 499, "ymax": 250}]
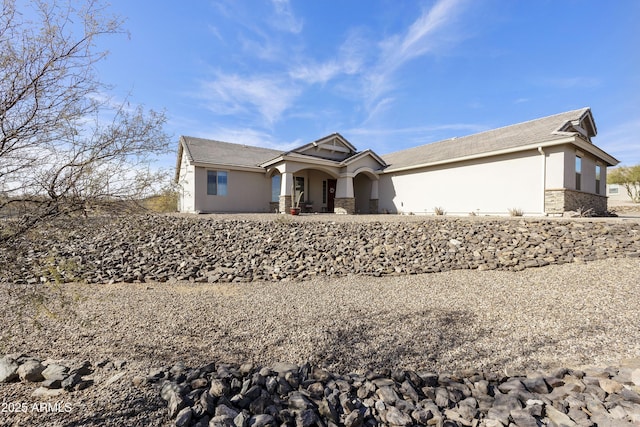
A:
[{"xmin": 1, "ymin": 0, "xmax": 171, "ymax": 243}]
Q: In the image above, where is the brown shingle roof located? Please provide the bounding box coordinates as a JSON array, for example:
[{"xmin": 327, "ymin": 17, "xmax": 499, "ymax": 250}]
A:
[{"xmin": 382, "ymin": 108, "xmax": 593, "ymax": 171}]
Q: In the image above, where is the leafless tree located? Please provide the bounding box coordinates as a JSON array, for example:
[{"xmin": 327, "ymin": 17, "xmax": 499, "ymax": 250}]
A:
[{"xmin": 1, "ymin": 0, "xmax": 171, "ymax": 242}]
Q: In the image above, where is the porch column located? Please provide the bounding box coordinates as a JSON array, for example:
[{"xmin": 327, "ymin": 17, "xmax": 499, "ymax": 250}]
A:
[
  {"xmin": 335, "ymin": 174, "xmax": 355, "ymax": 214},
  {"xmin": 369, "ymin": 179, "xmax": 379, "ymax": 214},
  {"xmin": 279, "ymin": 172, "xmax": 294, "ymax": 213}
]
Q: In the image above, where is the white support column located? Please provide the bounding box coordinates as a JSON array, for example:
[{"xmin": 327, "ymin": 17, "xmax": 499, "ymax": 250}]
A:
[
  {"xmin": 335, "ymin": 174, "xmax": 355, "ymax": 214},
  {"xmin": 279, "ymin": 172, "xmax": 294, "ymax": 213},
  {"xmin": 336, "ymin": 175, "xmax": 354, "ymax": 198}
]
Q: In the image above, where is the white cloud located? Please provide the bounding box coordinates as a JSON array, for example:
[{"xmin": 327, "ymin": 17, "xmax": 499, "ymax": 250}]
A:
[
  {"xmin": 364, "ymin": 0, "xmax": 468, "ymax": 109},
  {"xmin": 198, "ymin": 73, "xmax": 301, "ymax": 125},
  {"xmin": 194, "ymin": 126, "xmax": 301, "ymax": 152},
  {"xmin": 539, "ymin": 77, "xmax": 601, "ymax": 89},
  {"xmin": 289, "ymin": 30, "xmax": 369, "ymax": 85},
  {"xmin": 270, "ymin": 0, "xmax": 303, "ymax": 34},
  {"xmin": 597, "ymin": 118, "xmax": 640, "ymax": 165}
]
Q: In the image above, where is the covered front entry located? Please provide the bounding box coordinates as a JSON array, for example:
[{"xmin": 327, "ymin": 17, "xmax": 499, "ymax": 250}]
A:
[{"xmin": 260, "ymin": 133, "xmax": 387, "ymax": 214}]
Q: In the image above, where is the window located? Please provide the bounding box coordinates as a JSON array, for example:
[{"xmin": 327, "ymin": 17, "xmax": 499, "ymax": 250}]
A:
[
  {"xmin": 207, "ymin": 170, "xmax": 227, "ymax": 196},
  {"xmin": 322, "ymin": 181, "xmax": 327, "ymax": 204},
  {"xmin": 595, "ymin": 165, "xmax": 601, "ymax": 194},
  {"xmin": 271, "ymin": 175, "xmax": 281, "ymax": 202},
  {"xmin": 575, "ymin": 156, "xmax": 582, "ymax": 191}
]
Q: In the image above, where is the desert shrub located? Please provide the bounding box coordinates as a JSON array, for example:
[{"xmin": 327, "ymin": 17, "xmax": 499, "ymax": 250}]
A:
[{"xmin": 508, "ymin": 208, "xmax": 524, "ymax": 217}]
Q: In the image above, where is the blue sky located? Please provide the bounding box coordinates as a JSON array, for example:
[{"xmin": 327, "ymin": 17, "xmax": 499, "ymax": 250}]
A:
[{"xmin": 96, "ymin": 0, "xmax": 640, "ymax": 170}]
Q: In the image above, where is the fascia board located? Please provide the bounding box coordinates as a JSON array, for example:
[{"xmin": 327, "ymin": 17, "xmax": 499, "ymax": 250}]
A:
[{"xmin": 191, "ymin": 162, "xmax": 266, "ymax": 173}]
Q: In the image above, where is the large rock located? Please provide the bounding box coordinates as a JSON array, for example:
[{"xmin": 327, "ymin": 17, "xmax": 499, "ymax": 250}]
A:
[
  {"xmin": 17, "ymin": 359, "xmax": 45, "ymax": 382},
  {"xmin": 0, "ymin": 357, "xmax": 19, "ymax": 383}
]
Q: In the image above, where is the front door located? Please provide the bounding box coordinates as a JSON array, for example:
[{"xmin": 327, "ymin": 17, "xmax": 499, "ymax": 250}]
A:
[{"xmin": 327, "ymin": 179, "xmax": 336, "ymax": 212}]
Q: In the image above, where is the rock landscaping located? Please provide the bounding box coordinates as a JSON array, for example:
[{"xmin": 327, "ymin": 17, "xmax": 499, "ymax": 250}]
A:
[
  {"xmin": 3, "ymin": 354, "xmax": 640, "ymax": 426},
  {"xmin": 2, "ymin": 214, "xmax": 640, "ymax": 285},
  {"xmin": 154, "ymin": 359, "xmax": 640, "ymax": 427}
]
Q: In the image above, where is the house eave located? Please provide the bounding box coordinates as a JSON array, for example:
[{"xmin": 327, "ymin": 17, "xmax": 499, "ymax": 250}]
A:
[
  {"xmin": 191, "ymin": 161, "xmax": 266, "ymax": 173},
  {"xmin": 261, "ymin": 152, "xmax": 343, "ymax": 168}
]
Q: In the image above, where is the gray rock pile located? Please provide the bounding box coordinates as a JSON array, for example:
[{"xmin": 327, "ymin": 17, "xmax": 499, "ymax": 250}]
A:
[
  {"xmin": 2, "ymin": 215, "xmax": 640, "ymax": 285},
  {"xmin": 0, "ymin": 353, "xmax": 93, "ymax": 395},
  {"xmin": 152, "ymin": 360, "xmax": 640, "ymax": 427}
]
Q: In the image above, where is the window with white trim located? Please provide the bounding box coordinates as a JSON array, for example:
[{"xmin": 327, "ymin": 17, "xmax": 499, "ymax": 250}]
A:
[
  {"xmin": 575, "ymin": 156, "xmax": 582, "ymax": 191},
  {"xmin": 207, "ymin": 170, "xmax": 227, "ymax": 196},
  {"xmin": 595, "ymin": 164, "xmax": 602, "ymax": 194},
  {"xmin": 271, "ymin": 175, "xmax": 281, "ymax": 202}
]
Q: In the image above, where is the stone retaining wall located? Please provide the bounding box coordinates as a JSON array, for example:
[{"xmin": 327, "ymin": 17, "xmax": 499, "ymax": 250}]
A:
[{"xmin": 2, "ymin": 214, "xmax": 639, "ymax": 285}]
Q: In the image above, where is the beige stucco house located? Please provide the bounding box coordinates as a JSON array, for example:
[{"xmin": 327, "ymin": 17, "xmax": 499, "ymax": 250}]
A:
[{"xmin": 175, "ymin": 107, "xmax": 619, "ymax": 215}]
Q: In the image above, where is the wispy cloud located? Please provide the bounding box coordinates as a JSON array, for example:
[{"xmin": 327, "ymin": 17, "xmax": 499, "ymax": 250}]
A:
[
  {"xmin": 194, "ymin": 126, "xmax": 302, "ymax": 151},
  {"xmin": 198, "ymin": 73, "xmax": 301, "ymax": 125},
  {"xmin": 364, "ymin": 0, "xmax": 469, "ymax": 118},
  {"xmin": 597, "ymin": 118, "xmax": 640, "ymax": 165},
  {"xmin": 270, "ymin": 0, "xmax": 303, "ymax": 34},
  {"xmin": 538, "ymin": 76, "xmax": 601, "ymax": 89},
  {"xmin": 346, "ymin": 122, "xmax": 488, "ymax": 154},
  {"xmin": 289, "ymin": 30, "xmax": 369, "ymax": 84}
]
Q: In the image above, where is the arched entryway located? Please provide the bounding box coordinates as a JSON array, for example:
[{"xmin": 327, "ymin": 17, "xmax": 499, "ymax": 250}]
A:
[{"xmin": 353, "ymin": 170, "xmax": 379, "ymax": 214}]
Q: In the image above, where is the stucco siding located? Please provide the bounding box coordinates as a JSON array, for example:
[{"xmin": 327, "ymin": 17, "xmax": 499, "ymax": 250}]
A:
[
  {"xmin": 544, "ymin": 146, "xmax": 566, "ymax": 189},
  {"xmin": 177, "ymin": 155, "xmax": 195, "ymax": 213},
  {"xmin": 346, "ymin": 156, "xmax": 383, "ymax": 174},
  {"xmin": 194, "ymin": 167, "xmax": 272, "ymax": 212},
  {"xmin": 378, "ymin": 151, "xmax": 543, "ymax": 215}
]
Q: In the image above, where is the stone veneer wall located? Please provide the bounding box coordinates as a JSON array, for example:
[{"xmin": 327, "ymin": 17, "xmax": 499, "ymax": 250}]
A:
[
  {"xmin": 269, "ymin": 202, "xmax": 279, "ymax": 213},
  {"xmin": 334, "ymin": 197, "xmax": 355, "ymax": 214},
  {"xmin": 278, "ymin": 195, "xmax": 292, "ymax": 213},
  {"xmin": 545, "ymin": 189, "xmax": 608, "ymax": 215}
]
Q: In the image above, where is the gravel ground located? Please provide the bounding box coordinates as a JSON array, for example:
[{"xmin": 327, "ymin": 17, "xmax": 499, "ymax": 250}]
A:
[
  {"xmin": 1, "ymin": 213, "xmax": 640, "ymax": 426},
  {"xmin": 2, "ymin": 255, "xmax": 640, "ymax": 425}
]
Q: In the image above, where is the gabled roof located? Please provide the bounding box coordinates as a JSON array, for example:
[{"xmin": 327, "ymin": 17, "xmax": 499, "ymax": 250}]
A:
[
  {"xmin": 340, "ymin": 149, "xmax": 387, "ymax": 168},
  {"xmin": 287, "ymin": 132, "xmax": 357, "ymax": 160},
  {"xmin": 179, "ymin": 136, "xmax": 283, "ymax": 168},
  {"xmin": 382, "ymin": 108, "xmax": 615, "ymax": 171}
]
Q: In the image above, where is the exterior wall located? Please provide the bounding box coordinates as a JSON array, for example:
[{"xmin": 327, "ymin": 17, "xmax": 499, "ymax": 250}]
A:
[
  {"xmin": 379, "ymin": 150, "xmax": 544, "ymax": 215},
  {"xmin": 607, "ymin": 183, "xmax": 638, "ymax": 203},
  {"xmin": 544, "ymin": 146, "xmax": 567, "ymax": 189},
  {"xmin": 194, "ymin": 167, "xmax": 272, "ymax": 213},
  {"xmin": 177, "ymin": 155, "xmax": 196, "ymax": 212},
  {"xmin": 345, "ymin": 156, "xmax": 383, "ymax": 174}
]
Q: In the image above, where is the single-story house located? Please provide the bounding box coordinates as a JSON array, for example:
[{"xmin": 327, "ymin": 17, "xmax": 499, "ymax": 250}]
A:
[{"xmin": 175, "ymin": 107, "xmax": 619, "ymax": 215}]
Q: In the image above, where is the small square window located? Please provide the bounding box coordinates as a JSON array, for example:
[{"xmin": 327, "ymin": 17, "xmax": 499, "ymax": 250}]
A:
[{"xmin": 207, "ymin": 170, "xmax": 227, "ymax": 196}]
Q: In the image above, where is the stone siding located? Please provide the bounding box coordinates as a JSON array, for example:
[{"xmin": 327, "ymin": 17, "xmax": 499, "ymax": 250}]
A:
[
  {"xmin": 278, "ymin": 195, "xmax": 292, "ymax": 213},
  {"xmin": 334, "ymin": 197, "xmax": 355, "ymax": 214},
  {"xmin": 545, "ymin": 189, "xmax": 608, "ymax": 215}
]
